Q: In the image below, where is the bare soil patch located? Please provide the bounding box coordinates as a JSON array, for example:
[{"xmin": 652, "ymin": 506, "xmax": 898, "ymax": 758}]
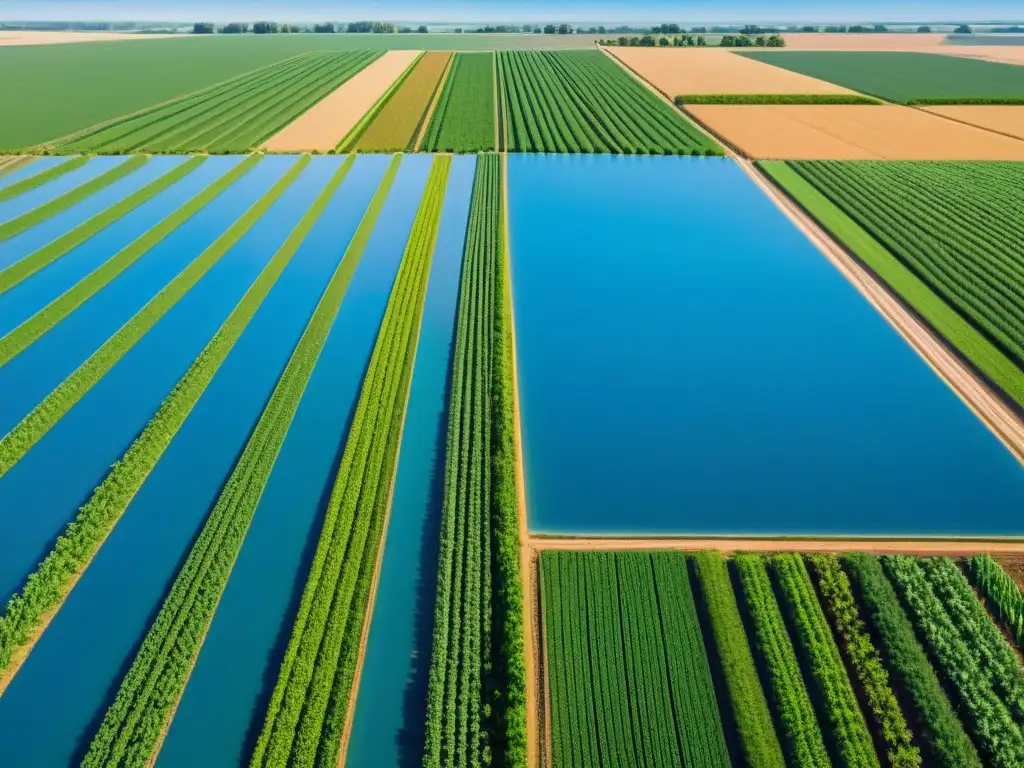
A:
[
  {"xmin": 687, "ymin": 104, "xmax": 1024, "ymax": 159},
  {"xmin": 262, "ymin": 50, "xmax": 421, "ymax": 152},
  {"xmin": 923, "ymin": 105, "xmax": 1024, "ymax": 139},
  {"xmin": 0, "ymin": 31, "xmax": 180, "ymax": 46},
  {"xmin": 780, "ymin": 33, "xmax": 949, "ymax": 50},
  {"xmin": 607, "ymin": 47, "xmax": 855, "ymax": 96}
]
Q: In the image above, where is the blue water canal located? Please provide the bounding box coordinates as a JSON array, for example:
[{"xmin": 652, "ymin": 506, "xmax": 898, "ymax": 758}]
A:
[
  {"xmin": 157, "ymin": 154, "xmax": 434, "ymax": 767},
  {"xmin": 508, "ymin": 154, "xmax": 1024, "ymax": 534},
  {"xmin": 347, "ymin": 155, "xmax": 475, "ymax": 768},
  {"xmin": 0, "ymin": 155, "xmax": 129, "ymax": 223},
  {"xmin": 0, "ymin": 156, "xmax": 71, "ymax": 192}
]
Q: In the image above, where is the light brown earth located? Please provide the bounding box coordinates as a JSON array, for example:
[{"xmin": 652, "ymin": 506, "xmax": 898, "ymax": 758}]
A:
[
  {"xmin": 262, "ymin": 50, "xmax": 421, "ymax": 152},
  {"xmin": 941, "ymin": 46, "xmax": 1024, "ymax": 66},
  {"xmin": 0, "ymin": 30, "xmax": 181, "ymax": 46},
  {"xmin": 923, "ymin": 105, "xmax": 1024, "ymax": 140},
  {"xmin": 607, "ymin": 47, "xmax": 857, "ymax": 96},
  {"xmin": 687, "ymin": 104, "xmax": 1024, "ymax": 159},
  {"xmin": 779, "ymin": 32, "xmax": 949, "ymax": 49}
]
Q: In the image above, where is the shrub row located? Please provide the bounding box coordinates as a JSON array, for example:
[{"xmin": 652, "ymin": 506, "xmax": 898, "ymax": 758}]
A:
[
  {"xmin": 81, "ymin": 154, "xmax": 359, "ymax": 766},
  {"xmin": 250, "ymin": 156, "xmax": 449, "ymax": 767}
]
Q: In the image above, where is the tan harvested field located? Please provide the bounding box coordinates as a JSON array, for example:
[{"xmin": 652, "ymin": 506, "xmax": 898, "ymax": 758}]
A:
[
  {"xmin": 607, "ymin": 47, "xmax": 856, "ymax": 96},
  {"xmin": 939, "ymin": 45, "xmax": 1024, "ymax": 66},
  {"xmin": 923, "ymin": 105, "xmax": 1024, "ymax": 140},
  {"xmin": 0, "ymin": 31, "xmax": 180, "ymax": 46},
  {"xmin": 688, "ymin": 104, "xmax": 1024, "ymax": 159},
  {"xmin": 780, "ymin": 32, "xmax": 949, "ymax": 49},
  {"xmin": 262, "ymin": 49, "xmax": 421, "ymax": 152}
]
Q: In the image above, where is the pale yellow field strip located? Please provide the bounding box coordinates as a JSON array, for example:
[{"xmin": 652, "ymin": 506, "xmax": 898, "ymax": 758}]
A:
[
  {"xmin": 262, "ymin": 49, "xmax": 422, "ymax": 152},
  {"xmin": 0, "ymin": 31, "xmax": 180, "ymax": 46},
  {"xmin": 779, "ymin": 32, "xmax": 949, "ymax": 50},
  {"xmin": 922, "ymin": 105, "xmax": 1024, "ymax": 140},
  {"xmin": 937, "ymin": 45, "xmax": 1024, "ymax": 66},
  {"xmin": 607, "ymin": 46, "xmax": 856, "ymax": 96},
  {"xmin": 687, "ymin": 104, "xmax": 1024, "ymax": 159}
]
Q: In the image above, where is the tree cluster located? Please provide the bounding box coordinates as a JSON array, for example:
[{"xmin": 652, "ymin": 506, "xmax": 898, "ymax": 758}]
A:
[
  {"xmin": 601, "ymin": 34, "xmax": 707, "ymax": 47},
  {"xmin": 719, "ymin": 34, "xmax": 786, "ymax": 47}
]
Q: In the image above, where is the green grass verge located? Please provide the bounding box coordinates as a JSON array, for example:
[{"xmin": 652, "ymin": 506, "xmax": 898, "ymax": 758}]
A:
[
  {"xmin": 675, "ymin": 93, "xmax": 881, "ymax": 105},
  {"xmin": 336, "ymin": 51, "xmax": 424, "ymax": 152},
  {"xmin": 79, "ymin": 154, "xmax": 362, "ymax": 767},
  {"xmin": 0, "ymin": 155, "xmax": 256, "ymax": 365},
  {"xmin": 251, "ymin": 156, "xmax": 448, "ymax": 768},
  {"xmin": 0, "ymin": 155, "xmax": 89, "ymax": 203},
  {"xmin": 758, "ymin": 160, "xmax": 1024, "ymax": 409},
  {"xmin": 0, "ymin": 153, "xmax": 357, "ymax": 691},
  {"xmin": 0, "ymin": 154, "xmax": 148, "ymax": 242},
  {"xmin": 0, "ymin": 155, "xmax": 207, "ymax": 294},
  {"xmin": 0, "ymin": 154, "xmax": 295, "ymax": 479}
]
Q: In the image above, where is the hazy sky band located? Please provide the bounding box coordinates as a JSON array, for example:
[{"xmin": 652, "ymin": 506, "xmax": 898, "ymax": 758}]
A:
[{"xmin": 2, "ymin": 0, "xmax": 1020, "ymax": 24}]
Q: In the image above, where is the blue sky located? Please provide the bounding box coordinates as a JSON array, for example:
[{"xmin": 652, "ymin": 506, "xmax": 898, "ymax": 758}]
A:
[{"xmin": 1, "ymin": 0, "xmax": 1019, "ymax": 24}]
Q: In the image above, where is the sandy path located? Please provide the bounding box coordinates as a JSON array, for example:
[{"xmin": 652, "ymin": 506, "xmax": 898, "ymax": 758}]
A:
[
  {"xmin": 0, "ymin": 31, "xmax": 180, "ymax": 46},
  {"xmin": 687, "ymin": 104, "xmax": 1024, "ymax": 159},
  {"xmin": 607, "ymin": 47, "xmax": 857, "ymax": 96},
  {"xmin": 529, "ymin": 537, "xmax": 1024, "ymax": 555},
  {"xmin": 922, "ymin": 105, "xmax": 1024, "ymax": 140},
  {"xmin": 263, "ymin": 50, "xmax": 420, "ymax": 152}
]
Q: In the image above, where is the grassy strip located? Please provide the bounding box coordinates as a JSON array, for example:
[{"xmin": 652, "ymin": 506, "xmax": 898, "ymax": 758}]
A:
[
  {"xmin": 80, "ymin": 155, "xmax": 360, "ymax": 767},
  {"xmin": 759, "ymin": 160, "xmax": 1024, "ymax": 409},
  {"xmin": 0, "ymin": 155, "xmax": 255, "ymax": 365},
  {"xmin": 734, "ymin": 554, "xmax": 830, "ymax": 767},
  {"xmin": 0, "ymin": 155, "xmax": 207, "ymax": 295},
  {"xmin": 968, "ymin": 555, "xmax": 1024, "ymax": 647},
  {"xmin": 675, "ymin": 93, "xmax": 881, "ymax": 105},
  {"xmin": 807, "ymin": 555, "xmax": 920, "ymax": 768},
  {"xmin": 0, "ymin": 153, "xmax": 356, "ymax": 693},
  {"xmin": 0, "ymin": 156, "xmax": 89, "ymax": 204},
  {"xmin": 0, "ymin": 155, "xmax": 280, "ymax": 478},
  {"xmin": 251, "ymin": 156, "xmax": 448, "ymax": 768},
  {"xmin": 908, "ymin": 97, "xmax": 1024, "ymax": 105},
  {"xmin": 0, "ymin": 155, "xmax": 148, "ymax": 242},
  {"xmin": 692, "ymin": 551, "xmax": 785, "ymax": 768},
  {"xmin": 842, "ymin": 554, "xmax": 983, "ymax": 768},
  {"xmin": 337, "ymin": 52, "xmax": 425, "ymax": 152}
]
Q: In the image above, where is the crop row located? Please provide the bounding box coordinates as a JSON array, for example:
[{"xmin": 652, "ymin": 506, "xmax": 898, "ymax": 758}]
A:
[
  {"xmin": 250, "ymin": 156, "xmax": 449, "ymax": 768},
  {"xmin": 61, "ymin": 52, "xmax": 379, "ymax": 154},
  {"xmin": 0, "ymin": 156, "xmax": 357, "ymax": 692},
  {"xmin": 422, "ymin": 53, "xmax": 496, "ymax": 153},
  {"xmin": 79, "ymin": 155, "xmax": 357, "ymax": 766},
  {"xmin": 787, "ymin": 161, "xmax": 1024, "ymax": 371},
  {"xmin": 498, "ymin": 50, "xmax": 720, "ymax": 155},
  {"xmin": 0, "ymin": 155, "xmax": 263, "ymax": 477},
  {"xmin": 968, "ymin": 555, "xmax": 1024, "ymax": 647},
  {"xmin": 881, "ymin": 555, "xmax": 1024, "ymax": 767}
]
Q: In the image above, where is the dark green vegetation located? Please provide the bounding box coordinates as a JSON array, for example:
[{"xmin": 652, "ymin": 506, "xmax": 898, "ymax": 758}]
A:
[
  {"xmin": 422, "ymin": 53, "xmax": 496, "ymax": 153},
  {"xmin": 0, "ymin": 155, "xmax": 357, "ymax": 689},
  {"xmin": 541, "ymin": 551, "xmax": 729, "ymax": 768},
  {"xmin": 0, "ymin": 156, "xmax": 264, "ymax": 474},
  {"xmin": 0, "ymin": 155, "xmax": 149, "ymax": 241},
  {"xmin": 675, "ymin": 93, "xmax": 880, "ymax": 105},
  {"xmin": 498, "ymin": 51, "xmax": 720, "ymax": 154},
  {"xmin": 250, "ymin": 156, "xmax": 449, "ymax": 768},
  {"xmin": 760, "ymin": 160, "xmax": 1024, "ymax": 408},
  {"xmin": 81, "ymin": 155, "xmax": 367, "ymax": 766},
  {"xmin": 0, "ymin": 156, "xmax": 88, "ymax": 202},
  {"xmin": 968, "ymin": 555, "xmax": 1024, "ymax": 646},
  {"xmin": 57, "ymin": 52, "xmax": 379, "ymax": 154},
  {"xmin": 741, "ymin": 51, "xmax": 1024, "ymax": 103},
  {"xmin": 423, "ymin": 154, "xmax": 527, "ymax": 768}
]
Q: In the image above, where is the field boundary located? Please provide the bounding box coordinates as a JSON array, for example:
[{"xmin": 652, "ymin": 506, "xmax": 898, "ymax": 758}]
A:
[
  {"xmin": 914, "ymin": 104, "xmax": 1024, "ymax": 143},
  {"xmin": 411, "ymin": 52, "xmax": 455, "ymax": 152},
  {"xmin": 528, "ymin": 537, "xmax": 1024, "ymax": 554},
  {"xmin": 336, "ymin": 52, "xmax": 425, "ymax": 152}
]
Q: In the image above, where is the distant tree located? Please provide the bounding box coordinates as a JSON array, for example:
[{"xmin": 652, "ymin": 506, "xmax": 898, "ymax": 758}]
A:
[
  {"xmin": 598, "ymin": 25, "xmax": 606, "ymax": 33},
  {"xmin": 955, "ymin": 24, "xmax": 972, "ymax": 33},
  {"xmin": 741, "ymin": 24, "xmax": 760, "ymax": 35},
  {"xmin": 253, "ymin": 21, "xmax": 278, "ymax": 34},
  {"xmin": 544, "ymin": 24, "xmax": 556, "ymax": 34},
  {"xmin": 658, "ymin": 36, "xmax": 670, "ymax": 46},
  {"xmin": 533, "ymin": 26, "xmax": 542, "ymax": 33},
  {"xmin": 192, "ymin": 22, "xmax": 214, "ymax": 34},
  {"xmin": 640, "ymin": 33, "xmax": 656, "ymax": 46},
  {"xmin": 800, "ymin": 25, "xmax": 817, "ymax": 32},
  {"xmin": 372, "ymin": 21, "xmax": 397, "ymax": 33},
  {"xmin": 220, "ymin": 22, "xmax": 248, "ymax": 34},
  {"xmin": 848, "ymin": 25, "xmax": 871, "ymax": 33},
  {"xmin": 755, "ymin": 35, "xmax": 767, "ymax": 46},
  {"xmin": 873, "ymin": 24, "xmax": 887, "ymax": 32},
  {"xmin": 347, "ymin": 21, "xmax": 372, "ymax": 32},
  {"xmin": 697, "ymin": 35, "xmax": 707, "ymax": 46},
  {"xmin": 558, "ymin": 23, "xmax": 571, "ymax": 34},
  {"xmin": 917, "ymin": 25, "xmax": 932, "ymax": 32},
  {"xmin": 767, "ymin": 34, "xmax": 786, "ymax": 47},
  {"xmin": 618, "ymin": 35, "xmax": 628, "ymax": 46},
  {"xmin": 417, "ymin": 25, "xmax": 428, "ymax": 33},
  {"xmin": 315, "ymin": 22, "xmax": 335, "ymax": 33},
  {"xmin": 690, "ymin": 26, "xmax": 707, "ymax": 33},
  {"xmin": 824, "ymin": 25, "xmax": 848, "ymax": 32},
  {"xmin": 654, "ymin": 23, "xmax": 680, "ymax": 34},
  {"xmin": 686, "ymin": 34, "xmax": 696, "ymax": 46},
  {"xmin": 454, "ymin": 27, "xmax": 463, "ymax": 33}
]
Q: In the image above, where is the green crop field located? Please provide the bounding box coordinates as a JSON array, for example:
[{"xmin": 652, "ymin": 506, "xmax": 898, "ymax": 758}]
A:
[
  {"xmin": 741, "ymin": 51, "xmax": 1024, "ymax": 103},
  {"xmin": 761, "ymin": 160, "xmax": 1024, "ymax": 408},
  {"xmin": 541, "ymin": 549, "xmax": 1024, "ymax": 768},
  {"xmin": 57, "ymin": 51, "xmax": 378, "ymax": 154},
  {"xmin": 497, "ymin": 50, "xmax": 721, "ymax": 154},
  {"xmin": 422, "ymin": 52, "xmax": 496, "ymax": 153}
]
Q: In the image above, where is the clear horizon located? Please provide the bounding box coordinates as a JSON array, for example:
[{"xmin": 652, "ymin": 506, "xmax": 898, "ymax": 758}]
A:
[{"xmin": 1, "ymin": 1, "xmax": 1022, "ymax": 25}]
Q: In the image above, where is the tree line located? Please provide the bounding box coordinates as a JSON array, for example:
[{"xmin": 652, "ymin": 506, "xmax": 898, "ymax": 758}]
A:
[{"xmin": 191, "ymin": 21, "xmax": 427, "ymax": 34}]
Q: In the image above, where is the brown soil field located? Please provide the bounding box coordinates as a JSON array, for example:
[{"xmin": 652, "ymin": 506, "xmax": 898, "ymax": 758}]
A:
[
  {"xmin": 355, "ymin": 51, "xmax": 452, "ymax": 151},
  {"xmin": 607, "ymin": 47, "xmax": 856, "ymax": 96},
  {"xmin": 0, "ymin": 31, "xmax": 179, "ymax": 46},
  {"xmin": 780, "ymin": 32, "xmax": 949, "ymax": 50},
  {"xmin": 262, "ymin": 49, "xmax": 421, "ymax": 152},
  {"xmin": 687, "ymin": 104, "xmax": 1024, "ymax": 159},
  {"xmin": 923, "ymin": 105, "xmax": 1024, "ymax": 140}
]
